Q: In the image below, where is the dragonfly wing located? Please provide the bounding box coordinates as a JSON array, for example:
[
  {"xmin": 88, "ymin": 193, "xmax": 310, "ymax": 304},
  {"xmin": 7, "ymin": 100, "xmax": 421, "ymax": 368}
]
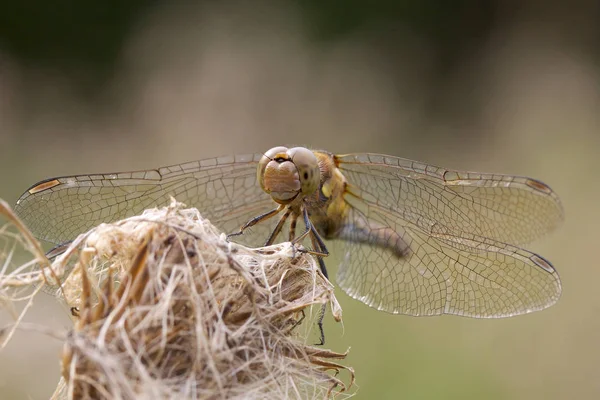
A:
[
  {"xmin": 333, "ymin": 153, "xmax": 562, "ymax": 317},
  {"xmin": 336, "ymin": 153, "xmax": 563, "ymax": 246},
  {"xmin": 334, "ymin": 203, "xmax": 561, "ymax": 317},
  {"xmin": 14, "ymin": 153, "xmax": 277, "ymax": 247}
]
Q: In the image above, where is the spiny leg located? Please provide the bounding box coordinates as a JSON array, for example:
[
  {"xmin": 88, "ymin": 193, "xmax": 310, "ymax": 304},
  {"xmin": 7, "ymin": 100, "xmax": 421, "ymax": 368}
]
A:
[
  {"xmin": 308, "ymin": 221, "xmax": 331, "ymax": 346},
  {"xmin": 265, "ymin": 207, "xmax": 293, "ymax": 246},
  {"xmin": 288, "ymin": 212, "xmax": 298, "ymax": 241},
  {"xmin": 309, "ymin": 226, "xmax": 329, "ymax": 279},
  {"xmin": 227, "ymin": 204, "xmax": 284, "ymax": 241},
  {"xmin": 315, "ymin": 302, "xmax": 327, "ymax": 346},
  {"xmin": 291, "ymin": 206, "xmax": 328, "ymax": 257},
  {"xmin": 285, "ymin": 309, "xmax": 306, "ymax": 335},
  {"xmin": 309, "ymin": 224, "xmax": 329, "ymax": 271}
]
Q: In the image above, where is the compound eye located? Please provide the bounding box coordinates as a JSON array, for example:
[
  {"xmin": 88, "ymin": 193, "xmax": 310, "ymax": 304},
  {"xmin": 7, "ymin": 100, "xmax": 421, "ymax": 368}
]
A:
[
  {"xmin": 257, "ymin": 146, "xmax": 305, "ymax": 204},
  {"xmin": 288, "ymin": 147, "xmax": 320, "ymax": 196},
  {"xmin": 257, "ymin": 146, "xmax": 290, "ymax": 192}
]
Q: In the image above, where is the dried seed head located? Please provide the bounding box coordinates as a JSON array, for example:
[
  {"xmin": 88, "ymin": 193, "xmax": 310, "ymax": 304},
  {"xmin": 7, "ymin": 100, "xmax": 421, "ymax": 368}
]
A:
[{"xmin": 37, "ymin": 201, "xmax": 353, "ymax": 399}]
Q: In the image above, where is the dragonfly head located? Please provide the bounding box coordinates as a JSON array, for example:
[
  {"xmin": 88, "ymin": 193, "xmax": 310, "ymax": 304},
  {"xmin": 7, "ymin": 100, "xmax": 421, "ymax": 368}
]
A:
[{"xmin": 258, "ymin": 146, "xmax": 320, "ymax": 204}]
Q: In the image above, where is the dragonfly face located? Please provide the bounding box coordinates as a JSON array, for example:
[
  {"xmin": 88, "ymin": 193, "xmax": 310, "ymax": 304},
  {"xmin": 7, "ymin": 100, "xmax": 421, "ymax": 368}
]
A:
[
  {"xmin": 257, "ymin": 146, "xmax": 321, "ymax": 204},
  {"xmin": 15, "ymin": 146, "xmax": 563, "ymax": 318}
]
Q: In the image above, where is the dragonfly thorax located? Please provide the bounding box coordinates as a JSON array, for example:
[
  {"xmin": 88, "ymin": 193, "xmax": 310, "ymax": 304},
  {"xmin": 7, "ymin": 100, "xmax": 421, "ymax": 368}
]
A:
[{"xmin": 257, "ymin": 146, "xmax": 320, "ymax": 205}]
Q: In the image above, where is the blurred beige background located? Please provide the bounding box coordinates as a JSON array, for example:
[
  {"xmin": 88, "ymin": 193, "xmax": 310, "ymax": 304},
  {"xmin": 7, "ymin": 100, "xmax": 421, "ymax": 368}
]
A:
[{"xmin": 1, "ymin": 1, "xmax": 599, "ymax": 399}]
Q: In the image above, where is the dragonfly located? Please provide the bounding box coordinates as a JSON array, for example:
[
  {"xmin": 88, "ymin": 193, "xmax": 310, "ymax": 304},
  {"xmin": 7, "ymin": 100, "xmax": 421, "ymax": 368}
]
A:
[{"xmin": 15, "ymin": 146, "xmax": 563, "ymax": 320}]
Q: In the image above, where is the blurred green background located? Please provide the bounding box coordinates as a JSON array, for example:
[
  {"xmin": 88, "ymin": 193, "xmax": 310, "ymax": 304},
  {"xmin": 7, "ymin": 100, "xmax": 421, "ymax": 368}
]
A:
[{"xmin": 0, "ymin": 0, "xmax": 598, "ymax": 399}]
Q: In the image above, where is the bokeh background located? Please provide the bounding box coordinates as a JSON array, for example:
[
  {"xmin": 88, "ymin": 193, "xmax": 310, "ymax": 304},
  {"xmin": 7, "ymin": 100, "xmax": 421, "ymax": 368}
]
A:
[{"xmin": 1, "ymin": 1, "xmax": 599, "ymax": 399}]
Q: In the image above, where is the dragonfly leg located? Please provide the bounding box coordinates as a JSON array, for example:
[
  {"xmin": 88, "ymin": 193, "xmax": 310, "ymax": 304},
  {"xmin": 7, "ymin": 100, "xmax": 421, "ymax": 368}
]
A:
[
  {"xmin": 311, "ymin": 245, "xmax": 328, "ymax": 346},
  {"xmin": 291, "ymin": 206, "xmax": 328, "ymax": 257},
  {"xmin": 299, "ymin": 243, "xmax": 329, "ymax": 346},
  {"xmin": 264, "ymin": 208, "xmax": 292, "ymax": 246},
  {"xmin": 315, "ymin": 302, "xmax": 327, "ymax": 346},
  {"xmin": 288, "ymin": 212, "xmax": 298, "ymax": 241},
  {"xmin": 307, "ymin": 225, "xmax": 329, "ymax": 278},
  {"xmin": 227, "ymin": 204, "xmax": 284, "ymax": 241},
  {"xmin": 307, "ymin": 216, "xmax": 329, "ymax": 346},
  {"xmin": 290, "ymin": 206, "xmax": 312, "ymax": 244},
  {"xmin": 309, "ymin": 224, "xmax": 330, "ymax": 261},
  {"xmin": 285, "ymin": 309, "xmax": 306, "ymax": 334},
  {"xmin": 311, "ymin": 249, "xmax": 328, "ymax": 346}
]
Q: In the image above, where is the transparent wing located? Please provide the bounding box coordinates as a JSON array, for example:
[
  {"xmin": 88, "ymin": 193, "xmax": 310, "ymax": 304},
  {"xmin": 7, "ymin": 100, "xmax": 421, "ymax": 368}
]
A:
[
  {"xmin": 14, "ymin": 154, "xmax": 277, "ymax": 247},
  {"xmin": 334, "ymin": 153, "xmax": 562, "ymax": 317},
  {"xmin": 336, "ymin": 153, "xmax": 563, "ymax": 246}
]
